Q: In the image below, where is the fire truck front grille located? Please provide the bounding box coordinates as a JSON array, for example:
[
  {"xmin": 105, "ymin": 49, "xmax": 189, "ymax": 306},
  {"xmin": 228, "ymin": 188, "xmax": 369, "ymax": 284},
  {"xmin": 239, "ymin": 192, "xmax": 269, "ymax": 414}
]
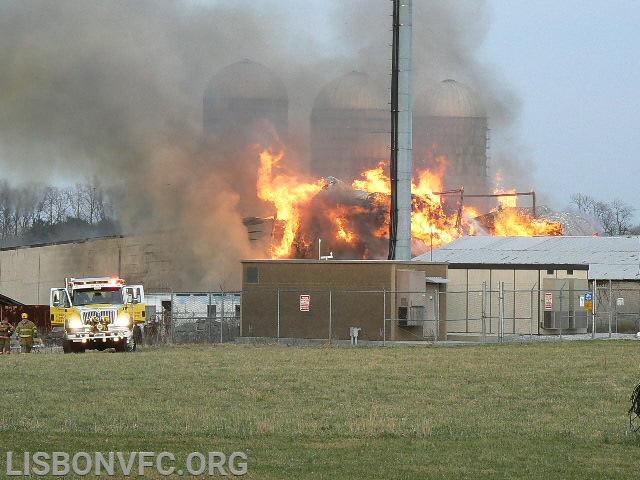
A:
[{"xmin": 82, "ymin": 309, "xmax": 116, "ymax": 325}]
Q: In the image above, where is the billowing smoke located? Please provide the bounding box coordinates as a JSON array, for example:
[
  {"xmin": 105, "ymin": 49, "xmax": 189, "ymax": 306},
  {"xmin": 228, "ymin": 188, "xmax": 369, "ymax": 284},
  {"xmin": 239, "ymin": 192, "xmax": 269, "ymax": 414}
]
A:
[{"xmin": 0, "ymin": 1, "xmax": 524, "ymax": 288}]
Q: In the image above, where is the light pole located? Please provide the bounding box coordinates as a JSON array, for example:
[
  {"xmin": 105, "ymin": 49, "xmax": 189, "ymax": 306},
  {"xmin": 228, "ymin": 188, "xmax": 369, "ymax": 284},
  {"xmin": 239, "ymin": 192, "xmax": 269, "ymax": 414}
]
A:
[{"xmin": 318, "ymin": 238, "xmax": 333, "ymax": 260}]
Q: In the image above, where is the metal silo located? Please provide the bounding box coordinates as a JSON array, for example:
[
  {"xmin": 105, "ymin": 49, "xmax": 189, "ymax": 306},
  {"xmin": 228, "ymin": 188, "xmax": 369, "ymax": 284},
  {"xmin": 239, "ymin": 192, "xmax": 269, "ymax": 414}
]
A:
[
  {"xmin": 310, "ymin": 71, "xmax": 389, "ymax": 182},
  {"xmin": 203, "ymin": 59, "xmax": 289, "ymax": 146},
  {"xmin": 203, "ymin": 59, "xmax": 289, "ymax": 218},
  {"xmin": 413, "ymin": 79, "xmax": 488, "ymax": 194}
]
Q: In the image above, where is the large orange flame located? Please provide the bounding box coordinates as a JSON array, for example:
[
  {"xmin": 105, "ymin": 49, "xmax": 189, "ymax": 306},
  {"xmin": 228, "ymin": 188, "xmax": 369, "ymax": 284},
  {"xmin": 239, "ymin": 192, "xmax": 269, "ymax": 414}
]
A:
[
  {"xmin": 256, "ymin": 150, "xmax": 325, "ymax": 257},
  {"xmin": 494, "ymin": 188, "xmax": 518, "ymax": 208},
  {"xmin": 492, "ymin": 208, "xmax": 563, "ymax": 236},
  {"xmin": 256, "ymin": 149, "xmax": 563, "ymax": 259}
]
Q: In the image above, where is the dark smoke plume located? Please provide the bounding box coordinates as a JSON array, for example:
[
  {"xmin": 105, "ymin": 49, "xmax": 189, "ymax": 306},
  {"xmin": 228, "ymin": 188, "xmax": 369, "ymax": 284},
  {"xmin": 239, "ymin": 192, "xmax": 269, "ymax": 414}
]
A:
[{"xmin": 0, "ymin": 0, "xmax": 524, "ymax": 288}]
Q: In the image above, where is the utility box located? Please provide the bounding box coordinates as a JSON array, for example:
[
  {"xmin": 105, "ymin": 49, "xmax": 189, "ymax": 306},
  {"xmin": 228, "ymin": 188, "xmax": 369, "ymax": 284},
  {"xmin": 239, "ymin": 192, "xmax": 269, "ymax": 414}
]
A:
[
  {"xmin": 396, "ymin": 269, "xmax": 427, "ymax": 326},
  {"xmin": 395, "ymin": 269, "xmax": 441, "ymax": 339},
  {"xmin": 541, "ymin": 278, "xmax": 589, "ymax": 333}
]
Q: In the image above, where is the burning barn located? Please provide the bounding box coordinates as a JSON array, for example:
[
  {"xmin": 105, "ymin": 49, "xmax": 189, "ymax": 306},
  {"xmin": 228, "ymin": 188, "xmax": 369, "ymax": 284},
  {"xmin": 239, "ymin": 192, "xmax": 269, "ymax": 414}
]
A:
[
  {"xmin": 254, "ymin": 149, "xmax": 563, "ymax": 261},
  {"xmin": 231, "ymin": 62, "xmax": 564, "ymax": 262},
  {"xmin": 197, "ymin": 54, "xmax": 562, "ymax": 263}
]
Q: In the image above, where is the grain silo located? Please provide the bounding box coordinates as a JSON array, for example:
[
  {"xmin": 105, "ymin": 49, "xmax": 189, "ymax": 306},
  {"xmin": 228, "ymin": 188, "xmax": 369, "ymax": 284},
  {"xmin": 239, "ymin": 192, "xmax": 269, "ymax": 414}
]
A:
[
  {"xmin": 203, "ymin": 59, "xmax": 289, "ymax": 218},
  {"xmin": 310, "ymin": 71, "xmax": 389, "ymax": 182},
  {"xmin": 203, "ymin": 59, "xmax": 289, "ymax": 146},
  {"xmin": 413, "ymin": 79, "xmax": 488, "ymax": 194}
]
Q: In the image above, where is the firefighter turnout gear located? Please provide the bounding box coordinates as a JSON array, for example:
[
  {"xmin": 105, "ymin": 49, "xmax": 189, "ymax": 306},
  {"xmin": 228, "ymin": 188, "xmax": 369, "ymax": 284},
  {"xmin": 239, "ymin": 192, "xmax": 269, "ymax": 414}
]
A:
[
  {"xmin": 15, "ymin": 315, "xmax": 38, "ymax": 354},
  {"xmin": 0, "ymin": 319, "xmax": 13, "ymax": 354}
]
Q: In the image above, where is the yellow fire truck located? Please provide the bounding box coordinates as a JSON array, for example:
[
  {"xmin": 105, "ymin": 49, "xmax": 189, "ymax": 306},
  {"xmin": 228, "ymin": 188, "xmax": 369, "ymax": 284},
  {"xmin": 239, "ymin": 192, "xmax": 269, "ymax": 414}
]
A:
[{"xmin": 50, "ymin": 277, "xmax": 145, "ymax": 353}]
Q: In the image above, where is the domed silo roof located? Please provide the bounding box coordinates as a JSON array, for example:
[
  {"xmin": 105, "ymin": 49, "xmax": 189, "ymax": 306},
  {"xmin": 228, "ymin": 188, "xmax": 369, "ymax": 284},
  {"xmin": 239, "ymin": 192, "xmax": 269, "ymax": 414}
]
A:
[
  {"xmin": 204, "ymin": 59, "xmax": 288, "ymax": 102},
  {"xmin": 312, "ymin": 71, "xmax": 386, "ymax": 111},
  {"xmin": 415, "ymin": 79, "xmax": 485, "ymax": 118},
  {"xmin": 310, "ymin": 71, "xmax": 388, "ymax": 180},
  {"xmin": 203, "ymin": 58, "xmax": 289, "ymax": 144}
]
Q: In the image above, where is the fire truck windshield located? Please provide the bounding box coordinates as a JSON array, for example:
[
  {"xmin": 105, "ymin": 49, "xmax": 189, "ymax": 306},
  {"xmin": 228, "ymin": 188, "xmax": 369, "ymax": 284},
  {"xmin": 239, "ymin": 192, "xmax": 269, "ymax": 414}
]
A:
[{"xmin": 72, "ymin": 288, "xmax": 123, "ymax": 306}]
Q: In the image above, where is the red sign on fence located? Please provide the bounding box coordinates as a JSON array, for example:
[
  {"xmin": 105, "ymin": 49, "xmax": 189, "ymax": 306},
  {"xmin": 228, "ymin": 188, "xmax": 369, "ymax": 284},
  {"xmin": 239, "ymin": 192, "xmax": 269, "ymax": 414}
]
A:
[
  {"xmin": 299, "ymin": 294, "xmax": 311, "ymax": 312},
  {"xmin": 544, "ymin": 292, "xmax": 553, "ymax": 311}
]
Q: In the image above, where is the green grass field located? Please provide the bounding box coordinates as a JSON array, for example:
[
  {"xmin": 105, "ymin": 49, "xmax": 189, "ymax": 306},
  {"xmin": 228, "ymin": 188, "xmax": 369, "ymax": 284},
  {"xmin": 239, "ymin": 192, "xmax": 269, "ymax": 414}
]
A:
[{"xmin": 1, "ymin": 341, "xmax": 640, "ymax": 479}]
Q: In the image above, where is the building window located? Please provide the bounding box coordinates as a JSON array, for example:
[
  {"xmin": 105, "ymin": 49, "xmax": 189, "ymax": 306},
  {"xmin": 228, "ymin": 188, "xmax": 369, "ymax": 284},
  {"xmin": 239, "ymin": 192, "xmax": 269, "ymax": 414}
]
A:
[
  {"xmin": 246, "ymin": 266, "xmax": 259, "ymax": 284},
  {"xmin": 547, "ymin": 269, "xmax": 554, "ymax": 275},
  {"xmin": 567, "ymin": 269, "xmax": 573, "ymax": 275}
]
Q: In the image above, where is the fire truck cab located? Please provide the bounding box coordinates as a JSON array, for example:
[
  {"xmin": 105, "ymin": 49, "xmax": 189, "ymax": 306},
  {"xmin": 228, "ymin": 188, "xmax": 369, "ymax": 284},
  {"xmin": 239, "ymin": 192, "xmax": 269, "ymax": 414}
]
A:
[{"xmin": 50, "ymin": 277, "xmax": 146, "ymax": 353}]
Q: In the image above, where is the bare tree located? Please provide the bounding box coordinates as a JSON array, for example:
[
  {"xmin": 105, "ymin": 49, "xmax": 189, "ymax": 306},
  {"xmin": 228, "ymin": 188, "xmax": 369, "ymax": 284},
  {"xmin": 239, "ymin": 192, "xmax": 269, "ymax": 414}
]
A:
[
  {"xmin": 594, "ymin": 201, "xmax": 615, "ymax": 236},
  {"xmin": 63, "ymin": 177, "xmax": 109, "ymax": 225},
  {"xmin": 85, "ymin": 177, "xmax": 107, "ymax": 224},
  {"xmin": 38, "ymin": 186, "xmax": 68, "ymax": 225},
  {"xmin": 611, "ymin": 199, "xmax": 634, "ymax": 235},
  {"xmin": 0, "ymin": 176, "xmax": 123, "ymax": 246},
  {"xmin": 0, "ymin": 181, "xmax": 13, "ymax": 239},
  {"xmin": 66, "ymin": 183, "xmax": 86, "ymax": 221},
  {"xmin": 570, "ymin": 193, "xmax": 594, "ymax": 213},
  {"xmin": 15, "ymin": 186, "xmax": 41, "ymax": 233},
  {"xmin": 570, "ymin": 193, "xmax": 635, "ymax": 236}
]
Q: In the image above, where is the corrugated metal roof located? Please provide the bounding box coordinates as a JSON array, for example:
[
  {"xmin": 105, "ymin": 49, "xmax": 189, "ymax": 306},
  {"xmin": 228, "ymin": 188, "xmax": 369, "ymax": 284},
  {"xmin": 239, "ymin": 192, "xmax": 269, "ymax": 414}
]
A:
[
  {"xmin": 413, "ymin": 236, "xmax": 640, "ymax": 280},
  {"xmin": 0, "ymin": 292, "xmax": 23, "ymax": 306}
]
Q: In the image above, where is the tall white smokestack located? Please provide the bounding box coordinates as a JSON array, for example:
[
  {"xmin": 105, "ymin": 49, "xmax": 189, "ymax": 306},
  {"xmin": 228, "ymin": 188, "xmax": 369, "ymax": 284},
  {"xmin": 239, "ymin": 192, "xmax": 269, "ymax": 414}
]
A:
[{"xmin": 389, "ymin": 0, "xmax": 413, "ymax": 260}]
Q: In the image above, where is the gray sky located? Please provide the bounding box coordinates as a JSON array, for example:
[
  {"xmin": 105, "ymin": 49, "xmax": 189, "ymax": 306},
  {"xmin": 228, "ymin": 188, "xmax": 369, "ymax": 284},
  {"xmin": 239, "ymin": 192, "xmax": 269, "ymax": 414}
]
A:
[
  {"xmin": 1, "ymin": 0, "xmax": 638, "ymax": 221},
  {"xmin": 480, "ymin": 0, "xmax": 640, "ymax": 218}
]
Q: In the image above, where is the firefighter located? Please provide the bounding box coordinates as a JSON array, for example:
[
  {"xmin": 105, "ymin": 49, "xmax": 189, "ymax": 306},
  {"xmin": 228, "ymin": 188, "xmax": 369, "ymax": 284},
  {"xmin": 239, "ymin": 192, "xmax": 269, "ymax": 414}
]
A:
[
  {"xmin": 15, "ymin": 313, "xmax": 38, "ymax": 354},
  {"xmin": 0, "ymin": 318, "xmax": 13, "ymax": 354}
]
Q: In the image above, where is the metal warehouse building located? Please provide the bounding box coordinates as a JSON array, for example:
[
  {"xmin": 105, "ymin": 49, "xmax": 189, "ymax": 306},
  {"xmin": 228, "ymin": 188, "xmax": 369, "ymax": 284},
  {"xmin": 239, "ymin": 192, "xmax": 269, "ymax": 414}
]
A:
[
  {"xmin": 0, "ymin": 231, "xmax": 227, "ymax": 305},
  {"xmin": 415, "ymin": 235, "xmax": 640, "ymax": 337}
]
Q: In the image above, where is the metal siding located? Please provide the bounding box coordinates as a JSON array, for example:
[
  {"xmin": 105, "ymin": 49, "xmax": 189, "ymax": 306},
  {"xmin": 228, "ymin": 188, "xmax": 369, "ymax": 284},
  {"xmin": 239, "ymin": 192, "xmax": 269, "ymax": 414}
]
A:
[
  {"xmin": 416, "ymin": 235, "xmax": 640, "ymax": 280},
  {"xmin": 514, "ymin": 269, "xmax": 540, "ymax": 334}
]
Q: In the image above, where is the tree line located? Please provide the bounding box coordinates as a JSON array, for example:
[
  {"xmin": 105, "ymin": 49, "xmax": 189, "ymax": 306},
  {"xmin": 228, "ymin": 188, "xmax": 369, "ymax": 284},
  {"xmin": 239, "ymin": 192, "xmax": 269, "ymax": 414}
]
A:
[
  {"xmin": 0, "ymin": 181, "xmax": 637, "ymax": 248},
  {"xmin": 0, "ymin": 178, "xmax": 119, "ymax": 247},
  {"xmin": 570, "ymin": 193, "xmax": 639, "ymax": 236}
]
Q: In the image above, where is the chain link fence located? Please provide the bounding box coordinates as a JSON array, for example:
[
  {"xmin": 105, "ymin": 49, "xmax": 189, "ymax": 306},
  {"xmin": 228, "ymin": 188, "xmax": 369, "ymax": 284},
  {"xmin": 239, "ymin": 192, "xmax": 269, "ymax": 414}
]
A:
[
  {"xmin": 242, "ymin": 284, "xmax": 640, "ymax": 345},
  {"xmin": 143, "ymin": 292, "xmax": 241, "ymax": 345},
  {"xmin": 593, "ymin": 283, "xmax": 640, "ymax": 335},
  {"xmin": 138, "ymin": 284, "xmax": 640, "ymax": 345}
]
